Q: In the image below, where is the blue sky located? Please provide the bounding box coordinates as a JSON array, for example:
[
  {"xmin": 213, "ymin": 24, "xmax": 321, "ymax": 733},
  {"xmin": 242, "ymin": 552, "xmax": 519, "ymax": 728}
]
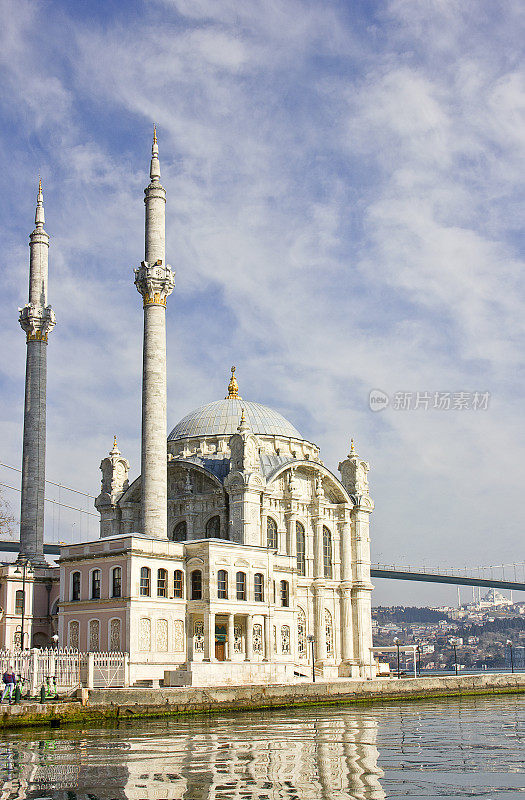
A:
[{"xmin": 0, "ymin": 0, "xmax": 524, "ymax": 604}]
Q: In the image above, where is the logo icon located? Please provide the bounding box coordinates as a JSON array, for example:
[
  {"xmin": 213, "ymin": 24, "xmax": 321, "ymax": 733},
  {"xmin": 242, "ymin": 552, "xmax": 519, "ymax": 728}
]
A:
[{"xmin": 368, "ymin": 389, "xmax": 389, "ymax": 412}]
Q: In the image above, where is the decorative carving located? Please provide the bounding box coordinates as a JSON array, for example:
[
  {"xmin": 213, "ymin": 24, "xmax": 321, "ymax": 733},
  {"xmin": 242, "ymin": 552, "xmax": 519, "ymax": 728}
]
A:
[
  {"xmin": 110, "ymin": 618, "xmax": 121, "ymax": 651},
  {"xmin": 297, "ymin": 610, "xmax": 306, "ymax": 658},
  {"xmin": 139, "ymin": 618, "xmax": 151, "ymax": 651},
  {"xmin": 134, "ymin": 260, "xmax": 174, "ymax": 306},
  {"xmin": 234, "ymin": 624, "xmax": 243, "ymax": 653},
  {"xmin": 173, "ymin": 620, "xmax": 184, "ymax": 651},
  {"xmin": 19, "ymin": 303, "xmax": 56, "ymax": 342},
  {"xmin": 281, "ymin": 625, "xmax": 290, "ymax": 655},
  {"xmin": 193, "ymin": 621, "xmax": 204, "ymax": 653},
  {"xmin": 338, "ymin": 442, "xmax": 370, "ymax": 498},
  {"xmin": 157, "ymin": 619, "xmax": 168, "ymax": 652},
  {"xmin": 325, "ymin": 610, "xmax": 333, "ymax": 656},
  {"xmin": 69, "ymin": 621, "xmax": 79, "ymax": 650},
  {"xmin": 89, "ymin": 619, "xmax": 100, "ymax": 652},
  {"xmin": 97, "ymin": 436, "xmax": 129, "ymax": 504},
  {"xmin": 253, "ymin": 623, "xmax": 263, "ymax": 654}
]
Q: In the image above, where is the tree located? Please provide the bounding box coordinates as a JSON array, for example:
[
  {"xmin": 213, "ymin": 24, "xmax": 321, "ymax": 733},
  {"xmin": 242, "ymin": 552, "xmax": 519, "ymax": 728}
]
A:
[{"xmin": 0, "ymin": 489, "xmax": 16, "ymax": 540}]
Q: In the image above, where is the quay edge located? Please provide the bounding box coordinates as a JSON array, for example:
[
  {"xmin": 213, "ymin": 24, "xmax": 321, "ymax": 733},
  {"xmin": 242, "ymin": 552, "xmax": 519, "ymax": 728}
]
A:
[{"xmin": 1, "ymin": 673, "xmax": 524, "ymax": 730}]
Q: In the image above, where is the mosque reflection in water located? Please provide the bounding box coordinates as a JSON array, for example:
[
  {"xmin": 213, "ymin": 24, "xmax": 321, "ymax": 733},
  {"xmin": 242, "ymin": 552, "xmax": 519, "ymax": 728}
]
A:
[{"xmin": 0, "ymin": 711, "xmax": 384, "ymax": 800}]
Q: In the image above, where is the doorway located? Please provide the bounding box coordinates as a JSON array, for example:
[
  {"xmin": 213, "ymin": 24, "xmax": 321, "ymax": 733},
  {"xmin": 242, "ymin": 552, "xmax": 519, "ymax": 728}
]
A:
[{"xmin": 215, "ymin": 623, "xmax": 227, "ymax": 661}]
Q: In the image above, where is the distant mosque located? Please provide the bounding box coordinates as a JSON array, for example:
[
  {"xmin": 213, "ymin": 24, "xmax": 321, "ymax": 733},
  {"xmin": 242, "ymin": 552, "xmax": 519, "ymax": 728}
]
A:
[{"xmin": 0, "ymin": 131, "xmax": 375, "ymax": 685}]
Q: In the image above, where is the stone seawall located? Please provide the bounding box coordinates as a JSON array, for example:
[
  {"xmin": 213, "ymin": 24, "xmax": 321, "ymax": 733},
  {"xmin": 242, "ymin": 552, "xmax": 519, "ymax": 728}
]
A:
[{"xmin": 1, "ymin": 673, "xmax": 524, "ymax": 730}]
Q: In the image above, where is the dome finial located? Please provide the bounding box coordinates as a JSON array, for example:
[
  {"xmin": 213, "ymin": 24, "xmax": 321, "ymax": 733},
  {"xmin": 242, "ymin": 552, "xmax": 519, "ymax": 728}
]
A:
[
  {"xmin": 111, "ymin": 435, "xmax": 120, "ymax": 455},
  {"xmin": 226, "ymin": 365, "xmax": 241, "ymax": 399},
  {"xmin": 153, "ymin": 123, "xmax": 157, "ymax": 145}
]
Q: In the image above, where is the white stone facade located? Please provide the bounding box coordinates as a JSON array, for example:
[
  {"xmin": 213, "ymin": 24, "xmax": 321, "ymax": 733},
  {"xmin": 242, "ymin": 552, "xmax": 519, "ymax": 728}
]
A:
[
  {"xmin": 60, "ymin": 408, "xmax": 375, "ymax": 684},
  {"xmin": 57, "ymin": 134, "xmax": 375, "ymax": 685}
]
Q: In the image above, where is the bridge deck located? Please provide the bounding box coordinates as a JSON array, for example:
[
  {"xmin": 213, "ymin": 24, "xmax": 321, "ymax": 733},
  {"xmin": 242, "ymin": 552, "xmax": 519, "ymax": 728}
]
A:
[{"xmin": 0, "ymin": 542, "xmax": 523, "ymax": 591}]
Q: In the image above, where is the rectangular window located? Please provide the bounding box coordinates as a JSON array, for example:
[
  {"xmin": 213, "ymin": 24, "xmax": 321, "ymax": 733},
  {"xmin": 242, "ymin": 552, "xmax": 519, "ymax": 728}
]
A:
[
  {"xmin": 173, "ymin": 570, "xmax": 183, "ymax": 599},
  {"xmin": 217, "ymin": 570, "xmax": 228, "ymax": 599},
  {"xmin": 112, "ymin": 568, "xmax": 122, "ymax": 598},
  {"xmin": 15, "ymin": 590, "xmax": 24, "ymax": 614},
  {"xmin": 254, "ymin": 573, "xmax": 264, "ymax": 602},
  {"xmin": 72, "ymin": 572, "xmax": 81, "ymax": 601},
  {"xmin": 140, "ymin": 568, "xmax": 151, "ymax": 597},
  {"xmin": 91, "ymin": 570, "xmax": 101, "ymax": 600},
  {"xmin": 280, "ymin": 580, "xmax": 289, "ymax": 607},
  {"xmin": 236, "ymin": 571, "xmax": 246, "ymax": 601},
  {"xmin": 157, "ymin": 569, "xmax": 167, "ymax": 597}
]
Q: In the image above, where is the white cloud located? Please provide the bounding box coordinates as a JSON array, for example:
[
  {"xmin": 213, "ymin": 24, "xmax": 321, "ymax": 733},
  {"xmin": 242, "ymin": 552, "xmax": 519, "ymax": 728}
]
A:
[{"xmin": 0, "ymin": 0, "xmax": 523, "ymax": 604}]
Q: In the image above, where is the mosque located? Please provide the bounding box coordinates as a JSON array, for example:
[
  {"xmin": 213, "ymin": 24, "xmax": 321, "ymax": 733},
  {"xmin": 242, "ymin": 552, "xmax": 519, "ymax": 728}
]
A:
[{"xmin": 2, "ymin": 132, "xmax": 375, "ymax": 685}]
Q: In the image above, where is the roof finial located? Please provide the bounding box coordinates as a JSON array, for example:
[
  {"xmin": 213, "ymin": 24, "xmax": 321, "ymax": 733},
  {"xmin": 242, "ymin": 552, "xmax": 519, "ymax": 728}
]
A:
[
  {"xmin": 35, "ymin": 175, "xmax": 45, "ymax": 227},
  {"xmin": 150, "ymin": 125, "xmax": 160, "ymax": 182},
  {"xmin": 226, "ymin": 365, "xmax": 241, "ymax": 399},
  {"xmin": 349, "ymin": 438, "xmax": 356, "ymax": 456},
  {"xmin": 111, "ymin": 435, "xmax": 120, "ymax": 455},
  {"xmin": 237, "ymin": 407, "xmax": 250, "ymax": 433}
]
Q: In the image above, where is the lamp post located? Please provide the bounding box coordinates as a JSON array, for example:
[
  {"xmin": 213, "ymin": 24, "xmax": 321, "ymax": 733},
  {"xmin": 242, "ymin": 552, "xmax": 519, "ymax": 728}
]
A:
[
  {"xmin": 453, "ymin": 643, "xmax": 458, "ymax": 676},
  {"xmin": 507, "ymin": 640, "xmax": 514, "ymax": 674},
  {"xmin": 416, "ymin": 643, "xmax": 421, "ymax": 676},
  {"xmin": 307, "ymin": 634, "xmax": 315, "ymax": 683},
  {"xmin": 14, "ymin": 560, "xmax": 31, "ymax": 649},
  {"xmin": 52, "ymin": 634, "xmax": 59, "ymax": 649},
  {"xmin": 394, "ymin": 637, "xmax": 400, "ymax": 678}
]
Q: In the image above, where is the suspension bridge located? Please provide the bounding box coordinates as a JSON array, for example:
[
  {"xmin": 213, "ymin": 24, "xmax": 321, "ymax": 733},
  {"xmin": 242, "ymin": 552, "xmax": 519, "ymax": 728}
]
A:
[{"xmin": 1, "ymin": 462, "xmax": 524, "ymax": 593}]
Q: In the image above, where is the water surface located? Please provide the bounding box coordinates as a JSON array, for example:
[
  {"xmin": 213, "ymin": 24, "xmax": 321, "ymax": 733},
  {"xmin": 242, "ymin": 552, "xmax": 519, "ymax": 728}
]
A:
[{"xmin": 0, "ymin": 695, "xmax": 523, "ymax": 799}]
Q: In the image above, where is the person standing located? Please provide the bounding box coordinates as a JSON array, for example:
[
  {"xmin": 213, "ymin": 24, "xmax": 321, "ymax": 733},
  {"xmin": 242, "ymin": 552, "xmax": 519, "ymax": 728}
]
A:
[{"xmin": 1, "ymin": 667, "xmax": 16, "ymax": 703}]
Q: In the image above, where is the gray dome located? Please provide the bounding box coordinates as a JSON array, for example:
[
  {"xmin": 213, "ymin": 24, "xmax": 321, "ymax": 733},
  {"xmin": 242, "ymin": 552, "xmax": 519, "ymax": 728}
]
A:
[{"xmin": 168, "ymin": 398, "xmax": 303, "ymax": 441}]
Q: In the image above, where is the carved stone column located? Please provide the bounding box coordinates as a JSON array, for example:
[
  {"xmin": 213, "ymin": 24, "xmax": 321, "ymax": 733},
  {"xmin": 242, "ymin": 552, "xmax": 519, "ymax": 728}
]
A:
[
  {"xmin": 227, "ymin": 613, "xmax": 234, "ymax": 661},
  {"xmin": 245, "ymin": 614, "xmax": 253, "ymax": 661},
  {"xmin": 203, "ymin": 609, "xmax": 215, "ymax": 662}
]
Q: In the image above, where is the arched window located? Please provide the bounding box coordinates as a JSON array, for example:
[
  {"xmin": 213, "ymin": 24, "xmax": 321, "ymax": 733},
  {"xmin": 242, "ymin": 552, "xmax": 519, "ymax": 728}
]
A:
[
  {"xmin": 15, "ymin": 590, "xmax": 24, "ymax": 614},
  {"xmin": 112, "ymin": 567, "xmax": 122, "ymax": 598},
  {"xmin": 91, "ymin": 569, "xmax": 101, "ymax": 599},
  {"xmin": 172, "ymin": 520, "xmax": 188, "ymax": 542},
  {"xmin": 254, "ymin": 573, "xmax": 264, "ymax": 602},
  {"xmin": 280, "ymin": 580, "xmax": 289, "ymax": 607},
  {"xmin": 296, "ymin": 521, "xmax": 306, "ymax": 576},
  {"xmin": 173, "ymin": 569, "xmax": 183, "ymax": 598},
  {"xmin": 323, "ymin": 526, "xmax": 332, "ymax": 578},
  {"xmin": 297, "ymin": 609, "xmax": 306, "ymax": 658},
  {"xmin": 206, "ymin": 515, "xmax": 221, "ymax": 538},
  {"xmin": 236, "ymin": 571, "xmax": 246, "ymax": 601},
  {"xmin": 217, "ymin": 569, "xmax": 228, "ymax": 599},
  {"xmin": 325, "ymin": 609, "xmax": 333, "ymax": 655},
  {"xmin": 157, "ymin": 568, "xmax": 168, "ymax": 597},
  {"xmin": 72, "ymin": 571, "xmax": 81, "ymax": 601},
  {"xmin": 267, "ymin": 517, "xmax": 278, "ymax": 549},
  {"xmin": 140, "ymin": 567, "xmax": 151, "ymax": 597},
  {"xmin": 191, "ymin": 570, "xmax": 202, "ymax": 600}
]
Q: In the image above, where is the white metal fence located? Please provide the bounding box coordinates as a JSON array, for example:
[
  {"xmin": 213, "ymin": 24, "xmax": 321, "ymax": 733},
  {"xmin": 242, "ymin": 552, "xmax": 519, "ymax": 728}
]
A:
[{"xmin": 0, "ymin": 649, "xmax": 129, "ymax": 693}]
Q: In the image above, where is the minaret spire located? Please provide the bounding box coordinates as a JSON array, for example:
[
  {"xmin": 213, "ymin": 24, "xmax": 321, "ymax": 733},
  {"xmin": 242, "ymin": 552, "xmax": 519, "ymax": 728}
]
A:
[
  {"xmin": 18, "ymin": 178, "xmax": 56, "ymax": 565},
  {"xmin": 134, "ymin": 129, "xmax": 174, "ymax": 539}
]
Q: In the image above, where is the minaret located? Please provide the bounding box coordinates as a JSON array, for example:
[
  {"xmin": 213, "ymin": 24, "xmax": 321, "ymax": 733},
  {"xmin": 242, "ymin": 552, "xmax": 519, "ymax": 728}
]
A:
[
  {"xmin": 134, "ymin": 128, "xmax": 174, "ymax": 539},
  {"xmin": 18, "ymin": 179, "xmax": 56, "ymax": 565}
]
